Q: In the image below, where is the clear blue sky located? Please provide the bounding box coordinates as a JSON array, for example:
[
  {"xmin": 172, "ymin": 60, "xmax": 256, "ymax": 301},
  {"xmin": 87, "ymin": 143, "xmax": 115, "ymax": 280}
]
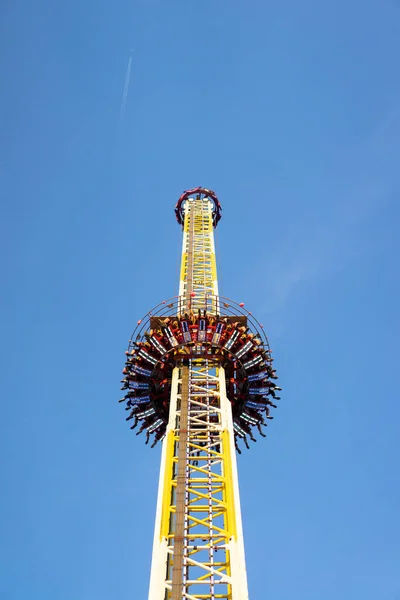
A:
[{"xmin": 1, "ymin": 1, "xmax": 399, "ymax": 598}]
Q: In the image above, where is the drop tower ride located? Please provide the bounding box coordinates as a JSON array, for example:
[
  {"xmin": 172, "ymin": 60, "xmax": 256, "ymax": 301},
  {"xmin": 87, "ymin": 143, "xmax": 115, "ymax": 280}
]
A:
[{"xmin": 119, "ymin": 188, "xmax": 281, "ymax": 599}]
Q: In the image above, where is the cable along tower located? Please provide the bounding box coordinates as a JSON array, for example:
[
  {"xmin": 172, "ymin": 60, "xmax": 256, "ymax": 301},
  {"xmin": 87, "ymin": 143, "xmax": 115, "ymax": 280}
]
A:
[{"xmin": 119, "ymin": 188, "xmax": 281, "ymax": 599}]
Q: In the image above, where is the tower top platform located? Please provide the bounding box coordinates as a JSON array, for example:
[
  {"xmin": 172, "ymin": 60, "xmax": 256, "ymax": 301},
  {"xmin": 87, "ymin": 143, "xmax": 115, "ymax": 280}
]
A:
[{"xmin": 175, "ymin": 187, "xmax": 222, "ymax": 227}]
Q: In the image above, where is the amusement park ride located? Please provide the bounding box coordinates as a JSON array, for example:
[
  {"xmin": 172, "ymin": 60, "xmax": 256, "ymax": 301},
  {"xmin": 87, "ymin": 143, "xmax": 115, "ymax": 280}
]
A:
[{"xmin": 119, "ymin": 188, "xmax": 281, "ymax": 599}]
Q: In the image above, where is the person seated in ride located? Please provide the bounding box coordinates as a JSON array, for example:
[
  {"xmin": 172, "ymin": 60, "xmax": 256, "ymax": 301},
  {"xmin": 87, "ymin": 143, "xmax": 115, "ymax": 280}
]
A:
[
  {"xmin": 135, "ymin": 380, "xmax": 150, "ymax": 390},
  {"xmin": 211, "ymin": 320, "xmax": 226, "ymax": 345},
  {"xmin": 234, "ymin": 437, "xmax": 242, "ymax": 454},
  {"xmin": 257, "ymin": 422, "xmax": 266, "ymax": 437},
  {"xmin": 224, "ymin": 327, "xmax": 240, "ymax": 352},
  {"xmin": 196, "ymin": 314, "xmax": 207, "ymax": 342},
  {"xmin": 247, "ymin": 427, "xmax": 257, "ymax": 442},
  {"xmin": 162, "ymin": 325, "xmax": 178, "ymax": 348},
  {"xmin": 219, "ymin": 320, "xmax": 230, "ymax": 345},
  {"xmin": 248, "ymin": 385, "xmax": 265, "ymax": 397},
  {"xmin": 241, "ymin": 411, "xmax": 258, "ymax": 427},
  {"xmin": 130, "ymin": 363, "xmax": 152, "ymax": 378},
  {"xmin": 126, "ymin": 400, "xmax": 151, "ymax": 420},
  {"xmin": 130, "ymin": 355, "xmax": 144, "ymax": 370},
  {"xmin": 246, "ymin": 406, "xmax": 263, "ymax": 421},
  {"xmin": 125, "ymin": 355, "xmax": 138, "ymax": 368},
  {"xmin": 138, "ymin": 346, "xmax": 158, "ymax": 366},
  {"xmin": 142, "ymin": 338, "xmax": 152, "ymax": 350},
  {"xmin": 137, "ymin": 406, "xmax": 156, "ymax": 421},
  {"xmin": 148, "ymin": 418, "xmax": 164, "ymax": 436},
  {"xmin": 179, "ymin": 317, "xmax": 191, "ymax": 343},
  {"xmin": 176, "ymin": 344, "xmax": 191, "ymax": 355},
  {"xmin": 235, "ymin": 337, "xmax": 255, "ymax": 359},
  {"xmin": 147, "ymin": 331, "xmax": 167, "ymax": 356},
  {"xmin": 193, "ymin": 343, "xmax": 205, "ymax": 356},
  {"xmin": 185, "ymin": 309, "xmax": 196, "ymax": 325},
  {"xmin": 245, "ymin": 399, "xmax": 264, "ymax": 410},
  {"xmin": 266, "ymin": 384, "xmax": 280, "ymax": 399},
  {"xmin": 155, "ymin": 377, "xmax": 168, "ymax": 393},
  {"xmin": 136, "ymin": 416, "xmax": 154, "ymax": 435},
  {"xmin": 167, "ymin": 318, "xmax": 180, "ymax": 340},
  {"xmin": 120, "ymin": 378, "xmax": 130, "ymax": 391},
  {"xmin": 126, "ymin": 408, "xmax": 136, "ymax": 421},
  {"xmin": 248, "ymin": 332, "xmax": 262, "ymax": 347},
  {"xmin": 267, "ymin": 365, "xmax": 278, "ymax": 379},
  {"xmin": 205, "ymin": 321, "xmax": 215, "ymax": 342},
  {"xmin": 243, "ymin": 351, "xmax": 265, "ymax": 371},
  {"xmin": 247, "ymin": 369, "xmax": 267, "ymax": 382},
  {"xmin": 208, "ymin": 315, "xmax": 216, "ymax": 327},
  {"xmin": 128, "ymin": 414, "xmax": 139, "ymax": 430},
  {"xmin": 265, "ymin": 405, "xmax": 274, "ymax": 419},
  {"xmin": 151, "ymin": 425, "xmax": 166, "ymax": 448},
  {"xmin": 224, "ymin": 321, "xmax": 233, "ymax": 335}
]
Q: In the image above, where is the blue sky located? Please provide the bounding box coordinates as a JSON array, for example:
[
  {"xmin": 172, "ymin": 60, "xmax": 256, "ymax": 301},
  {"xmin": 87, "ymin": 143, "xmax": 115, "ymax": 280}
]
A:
[{"xmin": 1, "ymin": 0, "xmax": 400, "ymax": 598}]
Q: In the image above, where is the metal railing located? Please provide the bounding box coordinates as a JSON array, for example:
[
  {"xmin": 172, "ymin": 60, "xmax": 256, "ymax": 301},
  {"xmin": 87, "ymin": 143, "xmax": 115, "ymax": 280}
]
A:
[{"xmin": 128, "ymin": 294, "xmax": 271, "ymax": 354}]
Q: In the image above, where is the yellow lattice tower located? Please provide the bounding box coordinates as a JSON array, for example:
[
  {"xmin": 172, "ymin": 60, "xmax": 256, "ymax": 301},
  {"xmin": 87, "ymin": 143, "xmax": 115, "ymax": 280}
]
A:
[{"xmin": 120, "ymin": 188, "xmax": 280, "ymax": 599}]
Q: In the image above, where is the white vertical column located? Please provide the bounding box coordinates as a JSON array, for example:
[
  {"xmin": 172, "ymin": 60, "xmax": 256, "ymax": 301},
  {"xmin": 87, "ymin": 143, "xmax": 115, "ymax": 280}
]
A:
[
  {"xmin": 148, "ymin": 367, "xmax": 179, "ymax": 600},
  {"xmin": 219, "ymin": 367, "xmax": 249, "ymax": 600}
]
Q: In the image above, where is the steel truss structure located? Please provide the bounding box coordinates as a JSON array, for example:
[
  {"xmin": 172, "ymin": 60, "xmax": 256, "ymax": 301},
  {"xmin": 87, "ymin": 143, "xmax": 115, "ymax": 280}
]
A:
[
  {"xmin": 119, "ymin": 188, "xmax": 281, "ymax": 599},
  {"xmin": 149, "ymin": 359, "xmax": 248, "ymax": 600}
]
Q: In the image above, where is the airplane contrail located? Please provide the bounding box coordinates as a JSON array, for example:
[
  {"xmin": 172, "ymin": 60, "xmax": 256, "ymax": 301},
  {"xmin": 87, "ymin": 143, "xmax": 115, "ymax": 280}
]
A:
[{"xmin": 119, "ymin": 51, "xmax": 133, "ymax": 124}]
